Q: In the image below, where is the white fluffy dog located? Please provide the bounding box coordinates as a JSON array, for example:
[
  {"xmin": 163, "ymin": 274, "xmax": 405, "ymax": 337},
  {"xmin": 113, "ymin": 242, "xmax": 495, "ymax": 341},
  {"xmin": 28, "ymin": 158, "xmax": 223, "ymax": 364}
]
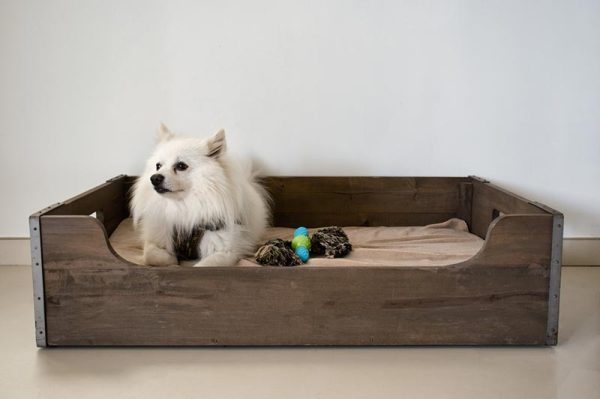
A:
[{"xmin": 131, "ymin": 124, "xmax": 270, "ymax": 267}]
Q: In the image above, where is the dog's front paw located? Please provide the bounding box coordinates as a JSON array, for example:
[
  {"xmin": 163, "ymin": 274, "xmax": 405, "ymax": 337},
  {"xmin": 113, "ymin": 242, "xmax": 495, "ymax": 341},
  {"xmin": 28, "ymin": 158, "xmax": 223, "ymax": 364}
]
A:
[
  {"xmin": 193, "ymin": 259, "xmax": 214, "ymax": 267},
  {"xmin": 194, "ymin": 252, "xmax": 239, "ymax": 267},
  {"xmin": 143, "ymin": 244, "xmax": 177, "ymax": 267}
]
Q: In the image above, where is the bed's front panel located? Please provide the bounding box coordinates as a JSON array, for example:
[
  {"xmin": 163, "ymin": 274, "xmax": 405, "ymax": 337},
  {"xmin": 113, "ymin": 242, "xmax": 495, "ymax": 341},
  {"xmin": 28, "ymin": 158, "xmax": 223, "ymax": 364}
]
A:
[
  {"xmin": 40, "ymin": 215, "xmax": 551, "ymax": 346},
  {"xmin": 42, "ymin": 263, "xmax": 549, "ymax": 346}
]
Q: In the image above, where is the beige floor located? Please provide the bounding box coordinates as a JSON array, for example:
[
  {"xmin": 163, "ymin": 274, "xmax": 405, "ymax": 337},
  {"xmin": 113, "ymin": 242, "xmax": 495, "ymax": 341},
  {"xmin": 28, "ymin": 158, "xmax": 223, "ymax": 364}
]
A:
[{"xmin": 0, "ymin": 266, "xmax": 598, "ymax": 399}]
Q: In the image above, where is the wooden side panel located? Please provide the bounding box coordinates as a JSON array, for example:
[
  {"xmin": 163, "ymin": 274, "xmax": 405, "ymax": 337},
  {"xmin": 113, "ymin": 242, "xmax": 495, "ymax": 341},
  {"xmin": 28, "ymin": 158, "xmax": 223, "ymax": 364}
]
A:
[
  {"xmin": 264, "ymin": 177, "xmax": 469, "ymax": 227},
  {"xmin": 470, "ymin": 178, "xmax": 547, "ymax": 239},
  {"xmin": 268, "ymin": 212, "xmax": 458, "ymax": 229},
  {"xmin": 41, "ymin": 214, "xmax": 552, "ymax": 346},
  {"xmin": 40, "ymin": 176, "xmax": 469, "ymax": 231}
]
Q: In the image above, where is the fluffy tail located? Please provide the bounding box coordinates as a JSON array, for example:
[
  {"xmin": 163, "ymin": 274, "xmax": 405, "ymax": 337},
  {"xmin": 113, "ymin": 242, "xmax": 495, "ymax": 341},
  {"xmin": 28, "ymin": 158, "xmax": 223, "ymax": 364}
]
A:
[
  {"xmin": 241, "ymin": 158, "xmax": 273, "ymax": 213},
  {"xmin": 235, "ymin": 157, "xmax": 272, "ymax": 254}
]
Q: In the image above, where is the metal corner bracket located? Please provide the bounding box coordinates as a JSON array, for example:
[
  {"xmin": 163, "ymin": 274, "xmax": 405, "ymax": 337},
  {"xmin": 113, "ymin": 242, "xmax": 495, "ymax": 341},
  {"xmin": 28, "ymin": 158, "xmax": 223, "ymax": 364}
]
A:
[
  {"xmin": 106, "ymin": 174, "xmax": 127, "ymax": 182},
  {"xmin": 29, "ymin": 215, "xmax": 47, "ymax": 347},
  {"xmin": 545, "ymin": 213, "xmax": 563, "ymax": 345},
  {"xmin": 468, "ymin": 175, "xmax": 490, "ymax": 183}
]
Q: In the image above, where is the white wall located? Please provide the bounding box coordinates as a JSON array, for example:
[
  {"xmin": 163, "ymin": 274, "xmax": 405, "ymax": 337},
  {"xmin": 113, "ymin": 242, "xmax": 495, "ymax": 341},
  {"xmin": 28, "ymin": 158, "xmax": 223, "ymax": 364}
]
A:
[{"xmin": 1, "ymin": 0, "xmax": 599, "ymax": 238}]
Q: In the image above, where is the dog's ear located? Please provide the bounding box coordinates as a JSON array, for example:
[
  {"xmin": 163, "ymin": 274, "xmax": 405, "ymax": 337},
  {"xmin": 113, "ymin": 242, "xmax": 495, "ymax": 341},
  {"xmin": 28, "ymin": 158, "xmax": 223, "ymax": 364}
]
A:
[
  {"xmin": 157, "ymin": 123, "xmax": 175, "ymax": 143},
  {"xmin": 207, "ymin": 129, "xmax": 227, "ymax": 158}
]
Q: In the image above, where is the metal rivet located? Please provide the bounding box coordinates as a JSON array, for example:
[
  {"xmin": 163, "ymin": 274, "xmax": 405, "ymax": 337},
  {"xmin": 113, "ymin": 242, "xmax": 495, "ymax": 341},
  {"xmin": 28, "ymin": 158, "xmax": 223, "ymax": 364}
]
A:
[
  {"xmin": 37, "ymin": 297, "xmax": 41, "ymax": 300},
  {"xmin": 33, "ymin": 227, "xmax": 37, "ymax": 231},
  {"xmin": 557, "ymin": 224, "xmax": 562, "ymax": 228}
]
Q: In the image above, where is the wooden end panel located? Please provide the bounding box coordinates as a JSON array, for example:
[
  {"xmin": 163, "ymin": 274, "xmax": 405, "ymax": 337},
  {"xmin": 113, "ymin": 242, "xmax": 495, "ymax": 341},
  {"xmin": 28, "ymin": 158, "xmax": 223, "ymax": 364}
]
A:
[
  {"xmin": 44, "ymin": 175, "xmax": 130, "ymax": 236},
  {"xmin": 470, "ymin": 178, "xmax": 547, "ymax": 238},
  {"xmin": 470, "ymin": 214, "xmax": 553, "ymax": 267},
  {"xmin": 40, "ymin": 216, "xmax": 125, "ymax": 267}
]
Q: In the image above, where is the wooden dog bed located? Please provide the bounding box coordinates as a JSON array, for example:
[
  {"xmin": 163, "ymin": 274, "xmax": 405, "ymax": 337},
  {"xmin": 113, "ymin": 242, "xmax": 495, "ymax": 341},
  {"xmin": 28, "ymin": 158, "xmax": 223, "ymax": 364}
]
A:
[{"xmin": 29, "ymin": 175, "xmax": 563, "ymax": 347}]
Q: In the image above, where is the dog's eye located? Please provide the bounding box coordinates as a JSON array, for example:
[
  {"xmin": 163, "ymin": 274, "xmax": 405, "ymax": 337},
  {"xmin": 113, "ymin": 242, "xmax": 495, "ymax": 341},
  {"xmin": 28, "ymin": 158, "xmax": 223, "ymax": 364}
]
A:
[
  {"xmin": 156, "ymin": 163, "xmax": 162, "ymax": 171},
  {"xmin": 175, "ymin": 162, "xmax": 188, "ymax": 171}
]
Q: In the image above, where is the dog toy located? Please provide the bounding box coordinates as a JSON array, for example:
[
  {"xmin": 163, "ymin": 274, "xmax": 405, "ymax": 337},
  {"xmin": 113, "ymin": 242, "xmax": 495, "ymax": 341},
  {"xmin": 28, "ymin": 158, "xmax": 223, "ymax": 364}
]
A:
[
  {"xmin": 293, "ymin": 227, "xmax": 309, "ymax": 237},
  {"xmin": 255, "ymin": 239, "xmax": 302, "ymax": 266},
  {"xmin": 291, "ymin": 227, "xmax": 311, "ymax": 262},
  {"xmin": 310, "ymin": 226, "xmax": 352, "ymax": 258},
  {"xmin": 294, "ymin": 246, "xmax": 310, "ymax": 263},
  {"xmin": 255, "ymin": 226, "xmax": 352, "ymax": 266}
]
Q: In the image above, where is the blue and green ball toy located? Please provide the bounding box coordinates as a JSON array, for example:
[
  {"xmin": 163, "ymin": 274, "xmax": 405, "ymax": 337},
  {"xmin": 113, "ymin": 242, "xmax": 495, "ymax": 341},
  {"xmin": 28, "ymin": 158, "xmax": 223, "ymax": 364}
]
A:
[{"xmin": 291, "ymin": 227, "xmax": 311, "ymax": 262}]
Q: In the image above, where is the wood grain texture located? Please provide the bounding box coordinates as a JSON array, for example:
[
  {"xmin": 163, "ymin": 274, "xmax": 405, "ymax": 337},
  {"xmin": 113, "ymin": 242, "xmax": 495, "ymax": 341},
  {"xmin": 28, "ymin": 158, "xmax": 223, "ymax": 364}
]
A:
[
  {"xmin": 41, "ymin": 213, "xmax": 552, "ymax": 346},
  {"xmin": 268, "ymin": 212, "xmax": 459, "ymax": 228},
  {"xmin": 470, "ymin": 178, "xmax": 546, "ymax": 239},
  {"xmin": 457, "ymin": 182, "xmax": 473, "ymax": 230},
  {"xmin": 476, "ymin": 214, "xmax": 552, "ymax": 266},
  {"xmin": 45, "ymin": 175, "xmax": 131, "ymax": 236},
  {"xmin": 264, "ymin": 176, "xmax": 470, "ymax": 227}
]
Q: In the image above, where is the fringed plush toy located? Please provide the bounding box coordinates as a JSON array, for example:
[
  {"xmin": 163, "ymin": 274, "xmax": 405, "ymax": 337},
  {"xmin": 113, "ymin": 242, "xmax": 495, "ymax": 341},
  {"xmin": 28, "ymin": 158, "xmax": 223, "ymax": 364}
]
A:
[
  {"xmin": 309, "ymin": 226, "xmax": 352, "ymax": 258},
  {"xmin": 254, "ymin": 238, "xmax": 302, "ymax": 266},
  {"xmin": 255, "ymin": 226, "xmax": 352, "ymax": 266}
]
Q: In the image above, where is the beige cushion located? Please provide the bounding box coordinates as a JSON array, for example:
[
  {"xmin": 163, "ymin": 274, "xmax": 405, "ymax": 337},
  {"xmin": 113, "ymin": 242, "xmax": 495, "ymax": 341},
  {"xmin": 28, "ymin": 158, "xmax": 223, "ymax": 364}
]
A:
[{"xmin": 110, "ymin": 218, "xmax": 483, "ymax": 267}]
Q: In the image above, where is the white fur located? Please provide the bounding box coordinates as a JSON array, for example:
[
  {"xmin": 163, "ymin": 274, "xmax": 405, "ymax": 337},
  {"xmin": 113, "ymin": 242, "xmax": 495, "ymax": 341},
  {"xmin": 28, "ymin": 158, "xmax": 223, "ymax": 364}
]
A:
[{"xmin": 131, "ymin": 124, "xmax": 270, "ymax": 267}]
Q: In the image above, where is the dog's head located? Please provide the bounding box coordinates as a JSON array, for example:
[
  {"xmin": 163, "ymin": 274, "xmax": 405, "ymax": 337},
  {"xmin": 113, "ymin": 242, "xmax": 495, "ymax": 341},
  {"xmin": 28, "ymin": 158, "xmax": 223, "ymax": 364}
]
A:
[{"xmin": 143, "ymin": 123, "xmax": 227, "ymax": 199}]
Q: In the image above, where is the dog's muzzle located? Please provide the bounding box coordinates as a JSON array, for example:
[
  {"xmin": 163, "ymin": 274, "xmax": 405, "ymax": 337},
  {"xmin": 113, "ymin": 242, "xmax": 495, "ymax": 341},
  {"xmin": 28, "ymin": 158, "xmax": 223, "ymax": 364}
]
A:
[{"xmin": 150, "ymin": 174, "xmax": 170, "ymax": 193}]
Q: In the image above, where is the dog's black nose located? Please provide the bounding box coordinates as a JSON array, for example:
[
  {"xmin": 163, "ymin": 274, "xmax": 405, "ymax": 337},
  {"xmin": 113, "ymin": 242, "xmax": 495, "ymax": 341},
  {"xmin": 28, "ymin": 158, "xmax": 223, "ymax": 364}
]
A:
[{"xmin": 150, "ymin": 174, "xmax": 164, "ymax": 186}]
